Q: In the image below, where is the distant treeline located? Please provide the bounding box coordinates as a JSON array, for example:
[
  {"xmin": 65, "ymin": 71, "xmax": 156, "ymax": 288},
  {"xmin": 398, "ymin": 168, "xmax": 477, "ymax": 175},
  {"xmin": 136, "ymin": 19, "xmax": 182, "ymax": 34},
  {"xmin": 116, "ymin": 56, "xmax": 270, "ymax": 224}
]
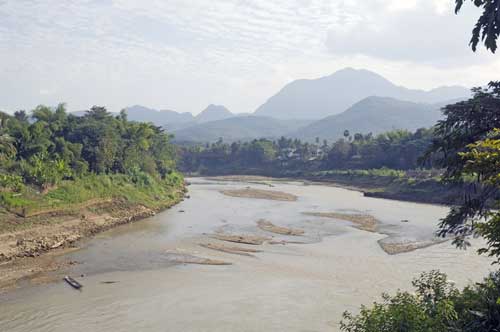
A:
[
  {"xmin": 177, "ymin": 127, "xmax": 437, "ymax": 176},
  {"xmin": 0, "ymin": 105, "xmax": 178, "ymax": 191}
]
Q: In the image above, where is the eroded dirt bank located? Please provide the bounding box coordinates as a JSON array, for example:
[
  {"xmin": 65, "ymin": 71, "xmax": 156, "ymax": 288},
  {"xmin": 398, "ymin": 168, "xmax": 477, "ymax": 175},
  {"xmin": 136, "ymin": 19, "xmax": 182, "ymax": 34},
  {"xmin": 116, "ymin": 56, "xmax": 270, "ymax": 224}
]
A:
[{"xmin": 0, "ymin": 192, "xmax": 185, "ymax": 292}]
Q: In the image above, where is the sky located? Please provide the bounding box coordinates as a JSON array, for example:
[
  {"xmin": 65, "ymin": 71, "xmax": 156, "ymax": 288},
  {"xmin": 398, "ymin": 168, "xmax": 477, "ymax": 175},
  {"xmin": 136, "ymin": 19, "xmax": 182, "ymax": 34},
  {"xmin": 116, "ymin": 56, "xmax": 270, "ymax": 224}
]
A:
[{"xmin": 0, "ymin": 0, "xmax": 499, "ymax": 115}]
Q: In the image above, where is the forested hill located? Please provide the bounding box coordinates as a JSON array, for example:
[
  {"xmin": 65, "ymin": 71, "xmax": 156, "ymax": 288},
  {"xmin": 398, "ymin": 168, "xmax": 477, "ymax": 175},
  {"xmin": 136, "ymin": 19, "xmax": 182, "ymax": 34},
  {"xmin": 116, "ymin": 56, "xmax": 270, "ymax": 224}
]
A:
[
  {"xmin": 290, "ymin": 96, "xmax": 442, "ymax": 141},
  {"xmin": 0, "ymin": 105, "xmax": 184, "ymax": 218}
]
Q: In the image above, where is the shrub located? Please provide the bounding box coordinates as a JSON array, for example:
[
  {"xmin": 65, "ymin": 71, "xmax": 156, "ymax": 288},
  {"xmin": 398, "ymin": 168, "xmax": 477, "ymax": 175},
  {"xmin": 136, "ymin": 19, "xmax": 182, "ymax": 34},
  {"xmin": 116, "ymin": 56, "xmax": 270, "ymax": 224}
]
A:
[
  {"xmin": 340, "ymin": 270, "xmax": 500, "ymax": 332},
  {"xmin": 0, "ymin": 173, "xmax": 24, "ymax": 191}
]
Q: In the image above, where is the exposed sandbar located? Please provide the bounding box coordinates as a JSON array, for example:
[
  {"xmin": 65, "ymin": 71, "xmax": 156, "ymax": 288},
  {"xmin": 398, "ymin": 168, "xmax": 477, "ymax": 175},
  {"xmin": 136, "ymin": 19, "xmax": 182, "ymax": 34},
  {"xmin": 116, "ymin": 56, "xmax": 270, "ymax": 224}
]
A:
[
  {"xmin": 211, "ymin": 233, "xmax": 269, "ymax": 245},
  {"xmin": 303, "ymin": 212, "xmax": 378, "ymax": 232},
  {"xmin": 199, "ymin": 243, "xmax": 259, "ymax": 257},
  {"xmin": 378, "ymin": 239, "xmax": 449, "ymax": 255},
  {"xmin": 257, "ymin": 219, "xmax": 304, "ymax": 236},
  {"xmin": 165, "ymin": 252, "xmax": 232, "ymax": 265},
  {"xmin": 220, "ymin": 188, "xmax": 297, "ymax": 201}
]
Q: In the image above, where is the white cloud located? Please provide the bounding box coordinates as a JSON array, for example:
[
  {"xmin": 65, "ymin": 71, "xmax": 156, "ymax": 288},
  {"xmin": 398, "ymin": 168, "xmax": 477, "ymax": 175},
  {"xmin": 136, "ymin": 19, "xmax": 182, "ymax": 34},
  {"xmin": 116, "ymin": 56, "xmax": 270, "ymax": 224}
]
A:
[
  {"xmin": 0, "ymin": 0, "xmax": 497, "ymax": 114},
  {"xmin": 386, "ymin": 0, "xmax": 418, "ymax": 12},
  {"xmin": 326, "ymin": 0, "xmax": 496, "ymax": 66}
]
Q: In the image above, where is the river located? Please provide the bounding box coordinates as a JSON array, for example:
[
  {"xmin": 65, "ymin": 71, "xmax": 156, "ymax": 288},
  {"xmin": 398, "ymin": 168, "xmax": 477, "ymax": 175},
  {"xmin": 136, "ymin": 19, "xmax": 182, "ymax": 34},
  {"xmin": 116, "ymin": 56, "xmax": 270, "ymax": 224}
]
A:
[{"xmin": 0, "ymin": 178, "xmax": 493, "ymax": 331}]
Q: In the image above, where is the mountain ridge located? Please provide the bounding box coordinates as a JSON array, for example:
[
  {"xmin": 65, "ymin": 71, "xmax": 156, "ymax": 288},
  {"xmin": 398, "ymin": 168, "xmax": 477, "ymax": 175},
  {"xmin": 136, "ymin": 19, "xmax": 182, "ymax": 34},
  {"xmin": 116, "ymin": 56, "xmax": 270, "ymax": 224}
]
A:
[
  {"xmin": 254, "ymin": 68, "xmax": 469, "ymax": 119},
  {"xmin": 172, "ymin": 116, "xmax": 312, "ymax": 143},
  {"xmin": 195, "ymin": 104, "xmax": 233, "ymax": 123},
  {"xmin": 290, "ymin": 96, "xmax": 443, "ymax": 141}
]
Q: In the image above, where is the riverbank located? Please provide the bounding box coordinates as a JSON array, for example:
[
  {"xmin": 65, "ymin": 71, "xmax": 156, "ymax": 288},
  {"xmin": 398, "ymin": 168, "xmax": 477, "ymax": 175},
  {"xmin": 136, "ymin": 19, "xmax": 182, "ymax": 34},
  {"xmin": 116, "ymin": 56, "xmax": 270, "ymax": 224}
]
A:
[
  {"xmin": 1, "ymin": 178, "xmax": 493, "ymax": 332},
  {"xmin": 203, "ymin": 169, "xmax": 465, "ymax": 206},
  {"xmin": 301, "ymin": 170, "xmax": 464, "ymax": 205},
  {"xmin": 0, "ymin": 174, "xmax": 186, "ymax": 292}
]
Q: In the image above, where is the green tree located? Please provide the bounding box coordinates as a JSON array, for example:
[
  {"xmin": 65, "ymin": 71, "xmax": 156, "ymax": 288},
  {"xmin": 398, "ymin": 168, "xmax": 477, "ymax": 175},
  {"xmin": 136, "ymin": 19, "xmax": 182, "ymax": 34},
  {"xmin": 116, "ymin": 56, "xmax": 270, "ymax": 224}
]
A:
[
  {"xmin": 458, "ymin": 130, "xmax": 500, "ymax": 260},
  {"xmin": 0, "ymin": 133, "xmax": 16, "ymax": 163},
  {"xmin": 0, "ymin": 104, "xmax": 178, "ymax": 191},
  {"xmin": 455, "ymin": 0, "xmax": 500, "ymax": 53},
  {"xmin": 341, "ymin": 271, "xmax": 500, "ymax": 332},
  {"xmin": 426, "ymin": 83, "xmax": 500, "ymax": 255}
]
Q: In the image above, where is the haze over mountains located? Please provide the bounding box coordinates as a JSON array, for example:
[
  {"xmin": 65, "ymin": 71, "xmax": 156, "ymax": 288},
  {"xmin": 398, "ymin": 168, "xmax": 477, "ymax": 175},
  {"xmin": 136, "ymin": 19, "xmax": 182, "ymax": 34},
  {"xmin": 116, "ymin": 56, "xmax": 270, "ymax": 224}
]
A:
[
  {"xmin": 70, "ymin": 68, "xmax": 470, "ymax": 143},
  {"xmin": 195, "ymin": 104, "xmax": 233, "ymax": 123},
  {"xmin": 172, "ymin": 116, "xmax": 312, "ymax": 143},
  {"xmin": 126, "ymin": 104, "xmax": 232, "ymax": 124},
  {"xmin": 291, "ymin": 97, "xmax": 443, "ymax": 141},
  {"xmin": 126, "ymin": 105, "xmax": 194, "ymax": 124},
  {"xmin": 254, "ymin": 68, "xmax": 470, "ymax": 120}
]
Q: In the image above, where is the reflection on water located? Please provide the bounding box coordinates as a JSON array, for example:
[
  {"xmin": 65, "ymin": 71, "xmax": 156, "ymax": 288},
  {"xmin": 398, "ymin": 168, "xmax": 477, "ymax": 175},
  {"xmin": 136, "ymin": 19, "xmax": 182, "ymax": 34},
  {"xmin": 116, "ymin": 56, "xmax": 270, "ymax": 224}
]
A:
[{"xmin": 0, "ymin": 178, "xmax": 494, "ymax": 332}]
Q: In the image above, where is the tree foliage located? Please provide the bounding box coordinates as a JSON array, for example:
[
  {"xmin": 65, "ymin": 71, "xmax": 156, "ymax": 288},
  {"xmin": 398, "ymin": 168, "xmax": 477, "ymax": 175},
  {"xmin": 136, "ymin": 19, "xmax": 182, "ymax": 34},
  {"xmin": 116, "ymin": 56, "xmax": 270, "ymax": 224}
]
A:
[
  {"xmin": 455, "ymin": 0, "xmax": 500, "ymax": 53},
  {"xmin": 340, "ymin": 270, "xmax": 500, "ymax": 332},
  {"xmin": 0, "ymin": 104, "xmax": 177, "ymax": 191},
  {"xmin": 427, "ymin": 83, "xmax": 500, "ymax": 258},
  {"xmin": 178, "ymin": 129, "xmax": 436, "ymax": 176}
]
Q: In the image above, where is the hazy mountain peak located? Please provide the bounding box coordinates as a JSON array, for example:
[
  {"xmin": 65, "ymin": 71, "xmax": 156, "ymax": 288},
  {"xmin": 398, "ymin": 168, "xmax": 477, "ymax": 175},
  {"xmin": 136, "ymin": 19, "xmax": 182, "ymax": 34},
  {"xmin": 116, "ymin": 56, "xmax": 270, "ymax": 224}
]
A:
[
  {"xmin": 327, "ymin": 67, "xmax": 386, "ymax": 79},
  {"xmin": 354, "ymin": 96, "xmax": 423, "ymax": 108},
  {"xmin": 291, "ymin": 96, "xmax": 441, "ymax": 141},
  {"xmin": 172, "ymin": 115, "xmax": 311, "ymax": 143},
  {"xmin": 127, "ymin": 104, "xmax": 159, "ymax": 112},
  {"xmin": 125, "ymin": 105, "xmax": 194, "ymax": 125},
  {"xmin": 196, "ymin": 104, "xmax": 233, "ymax": 123},
  {"xmin": 254, "ymin": 68, "xmax": 470, "ymax": 120}
]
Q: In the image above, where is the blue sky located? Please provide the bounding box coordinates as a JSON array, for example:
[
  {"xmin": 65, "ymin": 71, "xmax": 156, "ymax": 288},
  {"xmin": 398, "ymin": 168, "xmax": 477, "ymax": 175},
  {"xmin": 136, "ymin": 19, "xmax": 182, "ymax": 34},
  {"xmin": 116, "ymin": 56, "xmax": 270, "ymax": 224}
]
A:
[{"xmin": 0, "ymin": 0, "xmax": 498, "ymax": 114}]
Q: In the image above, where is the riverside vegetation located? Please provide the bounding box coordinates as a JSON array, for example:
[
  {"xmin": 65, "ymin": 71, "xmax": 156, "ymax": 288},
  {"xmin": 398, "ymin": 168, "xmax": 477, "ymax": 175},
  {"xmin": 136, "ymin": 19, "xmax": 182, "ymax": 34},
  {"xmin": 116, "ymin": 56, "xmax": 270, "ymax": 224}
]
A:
[
  {"xmin": 2, "ymin": 1, "xmax": 500, "ymax": 328},
  {"xmin": 177, "ymin": 122, "xmax": 467, "ymax": 205},
  {"xmin": 0, "ymin": 105, "xmax": 184, "ymax": 264}
]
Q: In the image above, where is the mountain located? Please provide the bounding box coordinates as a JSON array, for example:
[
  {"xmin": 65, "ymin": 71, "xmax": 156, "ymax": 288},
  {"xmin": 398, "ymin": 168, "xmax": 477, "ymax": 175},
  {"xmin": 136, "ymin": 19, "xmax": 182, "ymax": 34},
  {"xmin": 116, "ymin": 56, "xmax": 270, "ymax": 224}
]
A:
[
  {"xmin": 70, "ymin": 111, "xmax": 88, "ymax": 117},
  {"xmin": 195, "ymin": 104, "xmax": 233, "ymax": 123},
  {"xmin": 73, "ymin": 104, "xmax": 236, "ymax": 131},
  {"xmin": 291, "ymin": 96, "xmax": 442, "ymax": 142},
  {"xmin": 172, "ymin": 116, "xmax": 312, "ymax": 143},
  {"xmin": 72, "ymin": 106, "xmax": 195, "ymax": 126},
  {"xmin": 125, "ymin": 105, "xmax": 194, "ymax": 125},
  {"xmin": 254, "ymin": 68, "xmax": 469, "ymax": 119}
]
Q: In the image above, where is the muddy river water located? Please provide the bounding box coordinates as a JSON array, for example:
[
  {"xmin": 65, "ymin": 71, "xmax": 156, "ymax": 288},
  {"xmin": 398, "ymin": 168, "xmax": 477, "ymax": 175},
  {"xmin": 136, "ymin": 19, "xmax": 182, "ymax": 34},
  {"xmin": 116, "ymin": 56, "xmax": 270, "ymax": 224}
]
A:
[{"xmin": 0, "ymin": 178, "xmax": 494, "ymax": 331}]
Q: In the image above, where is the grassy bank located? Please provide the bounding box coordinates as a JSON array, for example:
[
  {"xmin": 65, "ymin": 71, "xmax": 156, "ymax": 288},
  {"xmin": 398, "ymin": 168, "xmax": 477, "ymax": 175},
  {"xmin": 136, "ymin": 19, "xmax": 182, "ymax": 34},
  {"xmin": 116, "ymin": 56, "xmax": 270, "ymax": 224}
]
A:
[
  {"xmin": 0, "ymin": 172, "xmax": 186, "ymax": 291},
  {"xmin": 0, "ymin": 171, "xmax": 185, "ymax": 233}
]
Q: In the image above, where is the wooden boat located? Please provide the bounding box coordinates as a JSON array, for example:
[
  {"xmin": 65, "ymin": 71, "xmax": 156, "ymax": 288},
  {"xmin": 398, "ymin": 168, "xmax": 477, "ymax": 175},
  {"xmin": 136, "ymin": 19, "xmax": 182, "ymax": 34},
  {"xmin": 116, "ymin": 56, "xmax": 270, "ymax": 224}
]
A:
[{"xmin": 64, "ymin": 276, "xmax": 82, "ymax": 289}]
